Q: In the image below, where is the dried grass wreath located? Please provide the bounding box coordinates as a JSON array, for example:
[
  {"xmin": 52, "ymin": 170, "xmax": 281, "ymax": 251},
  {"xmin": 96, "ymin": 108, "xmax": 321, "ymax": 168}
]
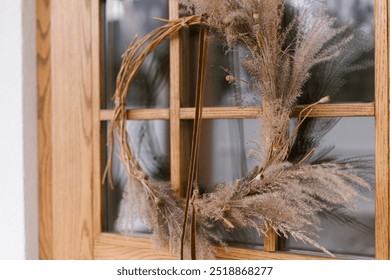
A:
[{"xmin": 104, "ymin": 0, "xmax": 373, "ymax": 259}]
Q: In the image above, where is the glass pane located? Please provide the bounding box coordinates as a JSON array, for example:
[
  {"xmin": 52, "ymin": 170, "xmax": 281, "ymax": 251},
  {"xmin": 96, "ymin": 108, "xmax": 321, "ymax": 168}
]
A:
[
  {"xmin": 197, "ymin": 119, "xmax": 264, "ymax": 246},
  {"xmin": 185, "ymin": 28, "xmax": 260, "ymax": 108},
  {"xmin": 104, "ymin": 120, "xmax": 170, "ymax": 233},
  {"xmin": 282, "ymin": 117, "xmax": 375, "ymax": 258},
  {"xmin": 295, "ymin": 0, "xmax": 374, "ymax": 104},
  {"xmin": 103, "ymin": 0, "xmax": 169, "ymax": 109},
  {"xmin": 186, "ymin": 0, "xmax": 374, "ymax": 107}
]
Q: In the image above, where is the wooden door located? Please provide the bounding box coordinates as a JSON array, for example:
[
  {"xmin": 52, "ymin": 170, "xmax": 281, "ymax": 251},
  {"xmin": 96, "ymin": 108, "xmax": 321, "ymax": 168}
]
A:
[{"xmin": 37, "ymin": 0, "xmax": 390, "ymax": 259}]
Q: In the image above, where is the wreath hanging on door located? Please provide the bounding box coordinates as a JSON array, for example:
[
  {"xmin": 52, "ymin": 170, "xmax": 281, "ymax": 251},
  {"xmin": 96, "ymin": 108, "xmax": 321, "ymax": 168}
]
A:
[{"xmin": 105, "ymin": 0, "xmax": 373, "ymax": 259}]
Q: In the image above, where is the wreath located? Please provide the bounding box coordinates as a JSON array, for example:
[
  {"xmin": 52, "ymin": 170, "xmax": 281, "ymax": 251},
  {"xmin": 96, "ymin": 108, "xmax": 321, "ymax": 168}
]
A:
[{"xmin": 105, "ymin": 0, "xmax": 373, "ymax": 259}]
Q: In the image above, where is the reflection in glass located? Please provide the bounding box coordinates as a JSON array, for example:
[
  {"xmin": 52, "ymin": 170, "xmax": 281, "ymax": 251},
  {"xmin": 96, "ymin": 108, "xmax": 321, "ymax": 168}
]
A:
[
  {"xmin": 104, "ymin": 0, "xmax": 169, "ymax": 109},
  {"xmin": 295, "ymin": 0, "xmax": 374, "ymax": 103},
  {"xmin": 189, "ymin": 0, "xmax": 374, "ymax": 107},
  {"xmin": 186, "ymin": 28, "xmax": 259, "ymax": 108},
  {"xmin": 104, "ymin": 120, "xmax": 170, "ymax": 233},
  {"xmin": 282, "ymin": 117, "xmax": 375, "ymax": 258},
  {"xmin": 198, "ymin": 119, "xmax": 264, "ymax": 246},
  {"xmin": 201, "ymin": 44, "xmax": 257, "ymax": 108}
]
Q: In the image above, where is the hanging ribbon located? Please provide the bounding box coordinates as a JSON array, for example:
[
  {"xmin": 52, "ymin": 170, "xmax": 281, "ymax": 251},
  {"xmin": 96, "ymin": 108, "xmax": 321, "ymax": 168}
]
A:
[{"xmin": 180, "ymin": 26, "xmax": 208, "ymax": 260}]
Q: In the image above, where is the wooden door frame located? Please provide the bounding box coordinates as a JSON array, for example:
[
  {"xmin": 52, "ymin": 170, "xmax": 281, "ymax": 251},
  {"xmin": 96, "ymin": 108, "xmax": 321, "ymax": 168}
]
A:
[
  {"xmin": 37, "ymin": 0, "xmax": 101, "ymax": 259},
  {"xmin": 37, "ymin": 0, "xmax": 390, "ymax": 259}
]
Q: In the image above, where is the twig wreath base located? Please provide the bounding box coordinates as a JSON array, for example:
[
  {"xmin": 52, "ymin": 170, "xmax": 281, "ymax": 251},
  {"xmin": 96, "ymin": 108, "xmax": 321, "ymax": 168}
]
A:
[{"xmin": 106, "ymin": 0, "xmax": 373, "ymax": 260}]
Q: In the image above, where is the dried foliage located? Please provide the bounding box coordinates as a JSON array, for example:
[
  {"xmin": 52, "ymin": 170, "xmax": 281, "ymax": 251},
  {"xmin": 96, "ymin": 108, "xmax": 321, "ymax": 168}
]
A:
[
  {"xmin": 116, "ymin": 178, "xmax": 215, "ymax": 259},
  {"xmin": 106, "ymin": 0, "xmax": 374, "ymax": 259}
]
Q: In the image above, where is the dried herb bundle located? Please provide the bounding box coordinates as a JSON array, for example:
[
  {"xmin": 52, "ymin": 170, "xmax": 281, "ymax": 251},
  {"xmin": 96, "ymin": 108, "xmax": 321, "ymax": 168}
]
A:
[{"xmin": 106, "ymin": 0, "xmax": 373, "ymax": 259}]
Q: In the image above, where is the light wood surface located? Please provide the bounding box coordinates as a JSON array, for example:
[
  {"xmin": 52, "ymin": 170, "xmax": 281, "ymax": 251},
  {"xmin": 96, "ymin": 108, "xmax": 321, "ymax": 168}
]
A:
[
  {"xmin": 100, "ymin": 108, "xmax": 169, "ymax": 120},
  {"xmin": 100, "ymin": 103, "xmax": 375, "ymax": 121},
  {"xmin": 375, "ymin": 0, "xmax": 390, "ymax": 260},
  {"xmin": 94, "ymin": 233, "xmax": 333, "ymax": 260},
  {"xmin": 179, "ymin": 27, "xmax": 192, "ymax": 195},
  {"xmin": 50, "ymin": 0, "xmax": 95, "ymax": 259},
  {"xmin": 91, "ymin": 0, "xmax": 103, "ymax": 243},
  {"xmin": 169, "ymin": 0, "xmax": 182, "ymax": 194},
  {"xmin": 37, "ymin": 0, "xmax": 53, "ymax": 260},
  {"xmin": 387, "ymin": 0, "xmax": 390, "ymax": 259},
  {"xmin": 264, "ymin": 230, "xmax": 278, "ymax": 253},
  {"xmin": 38, "ymin": 0, "xmax": 389, "ymax": 260}
]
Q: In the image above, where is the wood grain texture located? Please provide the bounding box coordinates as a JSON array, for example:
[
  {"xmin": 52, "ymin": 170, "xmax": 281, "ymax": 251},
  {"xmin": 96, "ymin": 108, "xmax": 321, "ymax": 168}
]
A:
[
  {"xmin": 182, "ymin": 104, "xmax": 375, "ymax": 118},
  {"xmin": 387, "ymin": 0, "xmax": 390, "ymax": 260},
  {"xmin": 292, "ymin": 103, "xmax": 375, "ymax": 118},
  {"xmin": 100, "ymin": 104, "xmax": 375, "ymax": 121},
  {"xmin": 91, "ymin": 0, "xmax": 103, "ymax": 244},
  {"xmin": 51, "ymin": 0, "xmax": 94, "ymax": 259},
  {"xmin": 40, "ymin": 0, "xmax": 389, "ymax": 261},
  {"xmin": 169, "ymin": 0, "xmax": 182, "ymax": 194},
  {"xmin": 100, "ymin": 108, "xmax": 170, "ymax": 120},
  {"xmin": 264, "ymin": 230, "xmax": 278, "ymax": 252},
  {"xmin": 37, "ymin": 0, "xmax": 53, "ymax": 260},
  {"xmin": 375, "ymin": 0, "xmax": 389, "ymax": 260},
  {"xmin": 94, "ymin": 234, "xmax": 176, "ymax": 260},
  {"xmin": 94, "ymin": 234, "xmax": 333, "ymax": 260}
]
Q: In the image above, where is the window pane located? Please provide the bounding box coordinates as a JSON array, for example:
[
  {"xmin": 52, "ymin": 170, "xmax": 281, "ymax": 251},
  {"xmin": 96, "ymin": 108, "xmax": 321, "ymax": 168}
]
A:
[
  {"xmin": 281, "ymin": 117, "xmax": 375, "ymax": 258},
  {"xmin": 186, "ymin": 0, "xmax": 374, "ymax": 107},
  {"xmin": 103, "ymin": 120, "xmax": 170, "ymax": 233},
  {"xmin": 295, "ymin": 0, "xmax": 374, "ymax": 104},
  {"xmin": 103, "ymin": 0, "xmax": 169, "ymax": 109},
  {"xmin": 197, "ymin": 119, "xmax": 264, "ymax": 246},
  {"xmin": 186, "ymin": 28, "xmax": 260, "ymax": 108}
]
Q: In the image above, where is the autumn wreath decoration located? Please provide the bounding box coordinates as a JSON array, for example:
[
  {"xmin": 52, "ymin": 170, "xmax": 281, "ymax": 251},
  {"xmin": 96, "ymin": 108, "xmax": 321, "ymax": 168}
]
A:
[{"xmin": 104, "ymin": 0, "xmax": 373, "ymax": 259}]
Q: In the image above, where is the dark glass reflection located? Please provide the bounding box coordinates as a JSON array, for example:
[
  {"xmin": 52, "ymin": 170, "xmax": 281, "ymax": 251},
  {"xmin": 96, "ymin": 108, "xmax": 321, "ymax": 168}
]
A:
[
  {"xmin": 188, "ymin": 0, "xmax": 374, "ymax": 107},
  {"xmin": 104, "ymin": 0, "xmax": 170, "ymax": 109},
  {"xmin": 295, "ymin": 0, "xmax": 374, "ymax": 103},
  {"xmin": 104, "ymin": 120, "xmax": 170, "ymax": 233},
  {"xmin": 282, "ymin": 117, "xmax": 375, "ymax": 258},
  {"xmin": 186, "ymin": 28, "xmax": 259, "ymax": 108}
]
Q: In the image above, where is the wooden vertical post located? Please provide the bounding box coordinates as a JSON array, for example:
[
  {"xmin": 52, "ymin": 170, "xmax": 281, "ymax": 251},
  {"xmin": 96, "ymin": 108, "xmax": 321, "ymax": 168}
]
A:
[
  {"xmin": 375, "ymin": 0, "xmax": 390, "ymax": 260},
  {"xmin": 50, "ymin": 0, "xmax": 95, "ymax": 259},
  {"xmin": 37, "ymin": 0, "xmax": 53, "ymax": 260},
  {"xmin": 91, "ymin": 0, "xmax": 103, "ymax": 246},
  {"xmin": 169, "ymin": 0, "xmax": 183, "ymax": 195},
  {"xmin": 264, "ymin": 230, "xmax": 278, "ymax": 252}
]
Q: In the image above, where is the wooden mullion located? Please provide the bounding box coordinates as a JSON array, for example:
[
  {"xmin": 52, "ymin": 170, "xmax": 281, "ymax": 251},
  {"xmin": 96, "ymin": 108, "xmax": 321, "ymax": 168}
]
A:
[
  {"xmin": 292, "ymin": 103, "xmax": 375, "ymax": 117},
  {"xmin": 262, "ymin": 97, "xmax": 279, "ymax": 252},
  {"xmin": 100, "ymin": 108, "xmax": 170, "ymax": 121},
  {"xmin": 169, "ymin": 0, "xmax": 182, "ymax": 195},
  {"xmin": 264, "ymin": 230, "xmax": 278, "ymax": 252},
  {"xmin": 100, "ymin": 103, "xmax": 375, "ymax": 121},
  {"xmin": 375, "ymin": 0, "xmax": 389, "ymax": 260}
]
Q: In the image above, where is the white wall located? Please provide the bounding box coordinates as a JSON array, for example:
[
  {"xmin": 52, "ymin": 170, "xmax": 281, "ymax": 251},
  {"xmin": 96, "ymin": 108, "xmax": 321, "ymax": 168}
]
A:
[{"xmin": 0, "ymin": 0, "xmax": 38, "ymax": 259}]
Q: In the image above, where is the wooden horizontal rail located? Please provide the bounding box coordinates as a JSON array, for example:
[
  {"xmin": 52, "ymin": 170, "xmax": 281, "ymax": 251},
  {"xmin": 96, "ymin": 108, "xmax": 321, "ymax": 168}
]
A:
[
  {"xmin": 292, "ymin": 103, "xmax": 375, "ymax": 118},
  {"xmin": 180, "ymin": 107, "xmax": 261, "ymax": 119},
  {"xmin": 94, "ymin": 233, "xmax": 333, "ymax": 260},
  {"xmin": 100, "ymin": 108, "xmax": 170, "ymax": 120},
  {"xmin": 100, "ymin": 103, "xmax": 375, "ymax": 121}
]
